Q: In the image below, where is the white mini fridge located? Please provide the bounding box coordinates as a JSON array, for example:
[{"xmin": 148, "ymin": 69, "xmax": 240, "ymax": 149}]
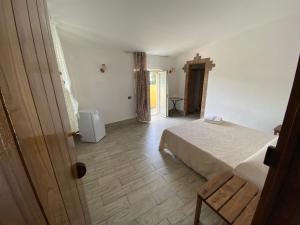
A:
[{"xmin": 78, "ymin": 110, "xmax": 106, "ymax": 143}]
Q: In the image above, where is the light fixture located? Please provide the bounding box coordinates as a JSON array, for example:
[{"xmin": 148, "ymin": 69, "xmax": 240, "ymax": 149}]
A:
[
  {"xmin": 100, "ymin": 64, "xmax": 107, "ymax": 73},
  {"xmin": 168, "ymin": 67, "xmax": 175, "ymax": 74}
]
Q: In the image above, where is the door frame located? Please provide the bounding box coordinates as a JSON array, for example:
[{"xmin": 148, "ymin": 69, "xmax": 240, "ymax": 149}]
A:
[{"xmin": 183, "ymin": 54, "xmax": 215, "ymax": 117}]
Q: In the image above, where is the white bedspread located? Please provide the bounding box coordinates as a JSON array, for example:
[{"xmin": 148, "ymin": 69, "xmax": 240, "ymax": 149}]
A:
[
  {"xmin": 159, "ymin": 119, "xmax": 277, "ymax": 179},
  {"xmin": 234, "ymin": 137, "xmax": 278, "ymax": 189}
]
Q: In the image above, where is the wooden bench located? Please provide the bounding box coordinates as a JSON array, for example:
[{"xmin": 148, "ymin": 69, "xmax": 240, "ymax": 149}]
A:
[{"xmin": 194, "ymin": 171, "xmax": 260, "ymax": 225}]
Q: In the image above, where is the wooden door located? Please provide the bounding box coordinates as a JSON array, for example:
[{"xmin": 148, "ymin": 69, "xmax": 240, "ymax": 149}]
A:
[
  {"xmin": 0, "ymin": 92, "xmax": 47, "ymax": 225},
  {"xmin": 186, "ymin": 67, "xmax": 205, "ymax": 114},
  {"xmin": 187, "ymin": 70, "xmax": 197, "ymax": 113},
  {"xmin": 252, "ymin": 56, "xmax": 300, "ymax": 224},
  {"xmin": 0, "ymin": 0, "xmax": 90, "ymax": 224}
]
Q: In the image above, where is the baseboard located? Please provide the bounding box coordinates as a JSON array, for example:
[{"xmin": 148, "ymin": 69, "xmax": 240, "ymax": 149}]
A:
[{"xmin": 105, "ymin": 117, "xmax": 137, "ymax": 128}]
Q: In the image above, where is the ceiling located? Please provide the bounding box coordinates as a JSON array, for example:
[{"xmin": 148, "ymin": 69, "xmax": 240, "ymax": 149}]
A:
[{"xmin": 47, "ymin": 0, "xmax": 300, "ymax": 56}]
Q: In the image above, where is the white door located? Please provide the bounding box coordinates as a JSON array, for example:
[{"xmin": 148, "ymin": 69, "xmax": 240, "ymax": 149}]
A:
[{"xmin": 158, "ymin": 71, "xmax": 168, "ymax": 117}]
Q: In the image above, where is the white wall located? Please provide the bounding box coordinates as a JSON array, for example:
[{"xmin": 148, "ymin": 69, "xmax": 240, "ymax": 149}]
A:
[
  {"xmin": 172, "ymin": 14, "xmax": 300, "ymax": 133},
  {"xmin": 58, "ymin": 30, "xmax": 173, "ymax": 124},
  {"xmin": 58, "ymin": 13, "xmax": 300, "ymax": 130}
]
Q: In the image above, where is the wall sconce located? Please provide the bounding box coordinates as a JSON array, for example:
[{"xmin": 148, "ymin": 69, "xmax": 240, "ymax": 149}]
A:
[
  {"xmin": 100, "ymin": 64, "xmax": 107, "ymax": 73},
  {"xmin": 168, "ymin": 67, "xmax": 175, "ymax": 75}
]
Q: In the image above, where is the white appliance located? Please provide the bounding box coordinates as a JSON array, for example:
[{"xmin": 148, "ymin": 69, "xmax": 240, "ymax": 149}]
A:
[{"xmin": 78, "ymin": 110, "xmax": 106, "ymax": 143}]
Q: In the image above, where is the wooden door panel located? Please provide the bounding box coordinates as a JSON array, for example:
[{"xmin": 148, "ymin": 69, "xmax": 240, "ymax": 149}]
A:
[
  {"xmin": 11, "ymin": 0, "xmax": 90, "ymax": 224},
  {"xmin": 0, "ymin": 0, "xmax": 71, "ymax": 224},
  {"xmin": 184, "ymin": 68, "xmax": 190, "ymax": 115},
  {"xmin": 38, "ymin": 0, "xmax": 91, "ymax": 221},
  {"xmin": 1, "ymin": 0, "xmax": 90, "ymax": 224},
  {"xmin": 187, "ymin": 72, "xmax": 195, "ymax": 113},
  {"xmin": 0, "ymin": 93, "xmax": 47, "ymax": 225}
]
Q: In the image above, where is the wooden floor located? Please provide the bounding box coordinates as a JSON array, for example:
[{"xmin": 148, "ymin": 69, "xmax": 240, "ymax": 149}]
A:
[{"xmin": 76, "ymin": 116, "xmax": 224, "ymax": 225}]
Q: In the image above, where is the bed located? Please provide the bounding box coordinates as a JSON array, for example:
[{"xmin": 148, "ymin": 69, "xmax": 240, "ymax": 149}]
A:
[
  {"xmin": 159, "ymin": 119, "xmax": 277, "ymax": 183},
  {"xmin": 234, "ymin": 136, "xmax": 277, "ymax": 189}
]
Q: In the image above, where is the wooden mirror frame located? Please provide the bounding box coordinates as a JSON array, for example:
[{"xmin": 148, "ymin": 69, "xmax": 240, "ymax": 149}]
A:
[{"xmin": 183, "ymin": 54, "xmax": 215, "ymax": 117}]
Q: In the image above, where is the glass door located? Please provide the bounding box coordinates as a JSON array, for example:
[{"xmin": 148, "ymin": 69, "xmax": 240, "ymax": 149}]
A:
[
  {"xmin": 150, "ymin": 71, "xmax": 158, "ymax": 115},
  {"xmin": 158, "ymin": 71, "xmax": 168, "ymax": 117}
]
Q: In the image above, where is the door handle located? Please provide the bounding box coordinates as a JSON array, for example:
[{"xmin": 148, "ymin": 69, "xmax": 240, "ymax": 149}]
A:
[
  {"xmin": 73, "ymin": 162, "xmax": 87, "ymax": 179},
  {"xmin": 264, "ymin": 146, "xmax": 279, "ymax": 168}
]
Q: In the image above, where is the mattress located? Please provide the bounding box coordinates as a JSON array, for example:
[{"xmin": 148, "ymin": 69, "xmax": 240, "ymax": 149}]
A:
[{"xmin": 159, "ymin": 119, "xmax": 277, "ymax": 179}]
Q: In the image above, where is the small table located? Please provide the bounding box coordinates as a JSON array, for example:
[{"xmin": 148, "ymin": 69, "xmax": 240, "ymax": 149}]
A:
[
  {"xmin": 194, "ymin": 171, "xmax": 260, "ymax": 225},
  {"xmin": 169, "ymin": 97, "xmax": 183, "ymax": 113}
]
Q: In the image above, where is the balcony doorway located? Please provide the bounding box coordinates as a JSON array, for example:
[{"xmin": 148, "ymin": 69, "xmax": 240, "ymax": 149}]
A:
[{"xmin": 149, "ymin": 70, "xmax": 168, "ymax": 117}]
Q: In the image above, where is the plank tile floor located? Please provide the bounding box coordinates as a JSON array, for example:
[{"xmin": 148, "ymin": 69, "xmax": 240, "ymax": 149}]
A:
[{"xmin": 76, "ymin": 116, "xmax": 224, "ymax": 225}]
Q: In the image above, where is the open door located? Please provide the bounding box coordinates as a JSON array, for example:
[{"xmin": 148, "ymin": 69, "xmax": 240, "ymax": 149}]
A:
[
  {"xmin": 158, "ymin": 71, "xmax": 168, "ymax": 118},
  {"xmin": 0, "ymin": 92, "xmax": 47, "ymax": 225},
  {"xmin": 252, "ymin": 56, "xmax": 300, "ymax": 225},
  {"xmin": 183, "ymin": 55, "xmax": 215, "ymax": 117},
  {"xmin": 0, "ymin": 0, "xmax": 90, "ymax": 224}
]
